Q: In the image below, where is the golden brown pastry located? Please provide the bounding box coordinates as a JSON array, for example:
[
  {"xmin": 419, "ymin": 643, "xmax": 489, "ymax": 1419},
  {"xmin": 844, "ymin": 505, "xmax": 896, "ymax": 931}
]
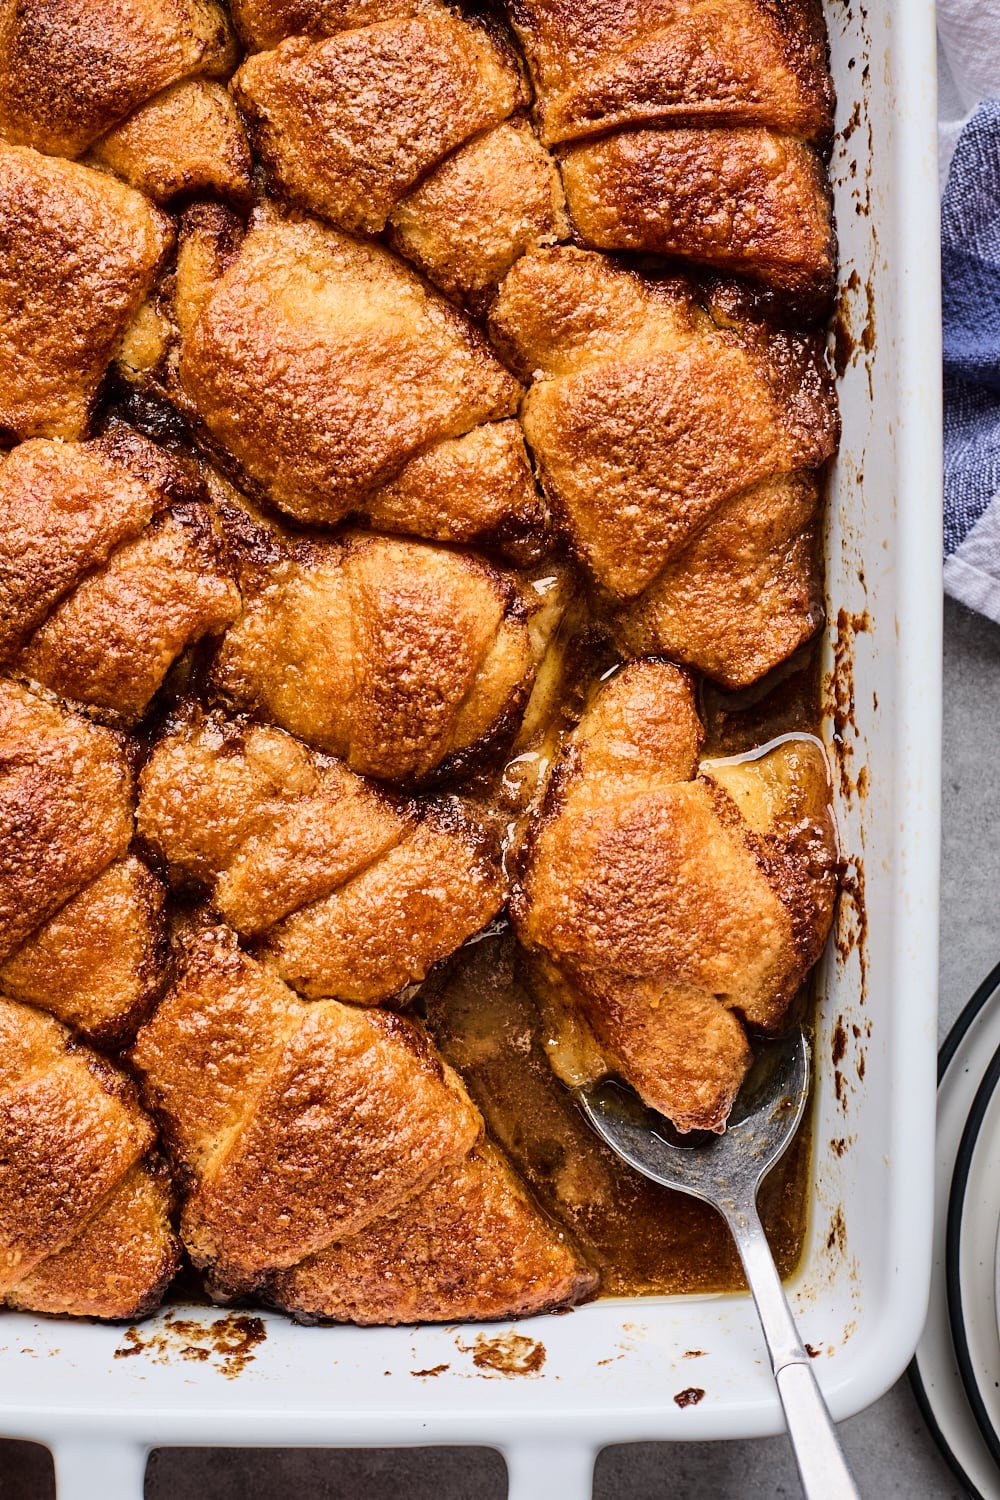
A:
[
  {"xmin": 273, "ymin": 1141, "xmax": 597, "ymax": 1325},
  {"xmin": 361, "ymin": 422, "xmax": 546, "ymax": 564},
  {"xmin": 230, "ymin": 0, "xmax": 451, "ymax": 54},
  {"xmin": 490, "ymin": 247, "xmax": 837, "ymax": 683},
  {"xmin": 137, "ymin": 708, "xmax": 505, "ymax": 1001},
  {"xmin": 0, "ymin": 679, "xmax": 135, "ymax": 962},
  {"xmin": 0, "ymin": 0, "xmax": 237, "ymax": 159},
  {"xmin": 0, "ymin": 428, "xmax": 240, "ymax": 723},
  {"xmin": 0, "ymin": 0, "xmax": 841, "ymax": 1332},
  {"xmin": 0, "ymin": 679, "xmax": 168, "ymax": 1044},
  {"xmin": 212, "ymin": 526, "xmax": 534, "ymax": 781},
  {"xmin": 387, "ymin": 119, "xmax": 569, "ymax": 312},
  {"xmin": 0, "ymin": 145, "xmax": 172, "ymax": 443},
  {"xmin": 507, "ymin": 0, "xmax": 835, "ymax": 308},
  {"xmin": 88, "ymin": 78, "xmax": 253, "ymax": 204},
  {"xmin": 0, "ymin": 996, "xmax": 178, "ymax": 1318},
  {"xmin": 559, "ymin": 129, "xmax": 834, "ymax": 313},
  {"xmin": 511, "ymin": 660, "xmax": 838, "ymax": 1132},
  {"xmin": 131, "ymin": 926, "xmax": 593, "ymax": 1318},
  {"xmin": 130, "ymin": 929, "xmax": 479, "ymax": 1287},
  {"xmin": 0, "ymin": 857, "xmax": 166, "ymax": 1049},
  {"xmin": 178, "ymin": 208, "xmax": 522, "ymax": 526},
  {"xmin": 607, "ymin": 472, "xmax": 823, "ymax": 689},
  {"xmin": 116, "ymin": 204, "xmax": 544, "ymax": 556},
  {"xmin": 232, "ymin": 15, "xmax": 526, "ymax": 236},
  {"xmin": 125, "ymin": 208, "xmax": 546, "ymax": 558},
  {"xmin": 507, "ymin": 0, "xmax": 834, "ymax": 146}
]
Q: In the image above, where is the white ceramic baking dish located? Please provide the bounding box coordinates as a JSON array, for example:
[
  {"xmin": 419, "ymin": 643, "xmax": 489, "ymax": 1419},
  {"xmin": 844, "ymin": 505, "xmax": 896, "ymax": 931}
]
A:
[{"xmin": 0, "ymin": 5, "xmax": 942, "ymax": 1495}]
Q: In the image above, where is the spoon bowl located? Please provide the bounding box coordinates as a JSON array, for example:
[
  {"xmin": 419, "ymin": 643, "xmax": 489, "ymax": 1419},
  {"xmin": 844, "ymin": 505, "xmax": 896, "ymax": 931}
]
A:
[{"xmin": 576, "ymin": 1026, "xmax": 809, "ymax": 1212}]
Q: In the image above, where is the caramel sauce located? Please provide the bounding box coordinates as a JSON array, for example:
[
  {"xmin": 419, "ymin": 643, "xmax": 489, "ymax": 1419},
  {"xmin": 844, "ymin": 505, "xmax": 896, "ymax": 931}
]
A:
[{"xmin": 421, "ymin": 931, "xmax": 812, "ymax": 1299}]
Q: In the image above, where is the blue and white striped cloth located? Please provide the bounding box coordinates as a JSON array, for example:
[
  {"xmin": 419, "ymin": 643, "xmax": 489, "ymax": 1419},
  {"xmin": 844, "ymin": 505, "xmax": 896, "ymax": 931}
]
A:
[{"xmin": 940, "ymin": 1, "xmax": 1000, "ymax": 620}]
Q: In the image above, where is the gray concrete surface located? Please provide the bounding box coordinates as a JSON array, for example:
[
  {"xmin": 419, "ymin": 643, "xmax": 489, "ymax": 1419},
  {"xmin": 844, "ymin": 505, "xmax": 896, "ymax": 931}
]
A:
[{"xmin": 0, "ymin": 594, "xmax": 994, "ymax": 1499}]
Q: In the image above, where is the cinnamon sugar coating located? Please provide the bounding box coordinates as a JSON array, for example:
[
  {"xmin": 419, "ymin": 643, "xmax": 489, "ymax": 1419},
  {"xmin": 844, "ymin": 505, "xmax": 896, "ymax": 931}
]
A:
[
  {"xmin": 233, "ymin": 15, "xmax": 526, "ymax": 236},
  {"xmin": 130, "ymin": 927, "xmax": 591, "ymax": 1317},
  {"xmin": 0, "ymin": 429, "xmax": 239, "ymax": 723},
  {"xmin": 388, "ymin": 119, "xmax": 569, "ymax": 312},
  {"xmin": 0, "ymin": 0, "xmax": 842, "ymax": 1324},
  {"xmin": 89, "ymin": 78, "xmax": 253, "ymax": 204},
  {"xmin": 560, "ymin": 127, "xmax": 834, "ymax": 314},
  {"xmin": 491, "ymin": 248, "xmax": 837, "ymax": 680},
  {"xmin": 274, "ymin": 1142, "xmax": 597, "ymax": 1324},
  {"xmin": 508, "ymin": 0, "xmax": 834, "ymax": 305},
  {"xmin": 606, "ymin": 472, "xmax": 824, "ymax": 689},
  {"xmin": 230, "ymin": 0, "xmax": 451, "ymax": 54},
  {"xmin": 362, "ymin": 422, "xmax": 546, "ymax": 564},
  {"xmin": 0, "ymin": 680, "xmax": 135, "ymax": 962},
  {"xmin": 0, "ymin": 679, "xmax": 168, "ymax": 1044},
  {"xmin": 0, "ymin": 857, "xmax": 167, "ymax": 1049},
  {"xmin": 137, "ymin": 708, "xmax": 505, "ymax": 1001},
  {"xmin": 507, "ymin": 0, "xmax": 834, "ymax": 146}
]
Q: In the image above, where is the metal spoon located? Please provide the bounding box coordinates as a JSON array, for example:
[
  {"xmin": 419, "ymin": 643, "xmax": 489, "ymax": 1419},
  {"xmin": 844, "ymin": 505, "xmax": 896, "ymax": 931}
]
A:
[{"xmin": 576, "ymin": 1029, "xmax": 862, "ymax": 1499}]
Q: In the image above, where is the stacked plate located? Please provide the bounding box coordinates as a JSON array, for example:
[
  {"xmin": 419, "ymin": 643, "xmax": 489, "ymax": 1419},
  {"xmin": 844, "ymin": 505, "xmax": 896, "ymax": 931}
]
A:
[{"xmin": 911, "ymin": 962, "xmax": 1000, "ymax": 1494}]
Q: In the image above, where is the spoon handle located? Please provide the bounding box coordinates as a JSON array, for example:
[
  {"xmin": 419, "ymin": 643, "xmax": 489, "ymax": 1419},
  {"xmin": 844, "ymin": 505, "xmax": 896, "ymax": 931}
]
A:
[{"xmin": 724, "ymin": 1197, "xmax": 862, "ymax": 1500}]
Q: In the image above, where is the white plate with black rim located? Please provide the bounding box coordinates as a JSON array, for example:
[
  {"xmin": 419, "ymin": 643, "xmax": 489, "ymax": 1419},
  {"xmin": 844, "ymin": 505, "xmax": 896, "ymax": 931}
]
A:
[{"xmin": 911, "ymin": 960, "xmax": 1000, "ymax": 1498}]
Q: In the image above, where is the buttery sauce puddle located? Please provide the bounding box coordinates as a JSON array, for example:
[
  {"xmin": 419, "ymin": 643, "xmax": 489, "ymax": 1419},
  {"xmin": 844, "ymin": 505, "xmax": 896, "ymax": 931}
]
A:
[{"xmin": 422, "ymin": 933, "xmax": 811, "ymax": 1299}]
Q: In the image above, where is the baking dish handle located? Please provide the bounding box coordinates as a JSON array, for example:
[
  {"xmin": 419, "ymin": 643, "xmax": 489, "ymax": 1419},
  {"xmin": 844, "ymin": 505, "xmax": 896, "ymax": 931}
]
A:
[
  {"xmin": 502, "ymin": 1439, "xmax": 596, "ymax": 1500},
  {"xmin": 51, "ymin": 1437, "xmax": 148, "ymax": 1499}
]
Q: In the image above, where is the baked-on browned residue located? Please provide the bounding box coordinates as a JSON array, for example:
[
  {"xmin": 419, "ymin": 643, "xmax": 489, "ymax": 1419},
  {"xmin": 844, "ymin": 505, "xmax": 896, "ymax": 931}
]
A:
[
  {"xmin": 825, "ymin": 608, "xmax": 872, "ymax": 801},
  {"xmin": 831, "ymin": 1019, "xmax": 847, "ymax": 1066},
  {"xmin": 114, "ymin": 1310, "xmax": 266, "ymax": 1377},
  {"xmin": 835, "ymin": 857, "xmax": 869, "ymax": 1004},
  {"xmin": 826, "ymin": 1208, "xmax": 848, "ymax": 1257},
  {"xmin": 460, "ymin": 1331, "xmax": 546, "ymax": 1376},
  {"xmin": 674, "ymin": 1387, "xmax": 705, "ymax": 1408}
]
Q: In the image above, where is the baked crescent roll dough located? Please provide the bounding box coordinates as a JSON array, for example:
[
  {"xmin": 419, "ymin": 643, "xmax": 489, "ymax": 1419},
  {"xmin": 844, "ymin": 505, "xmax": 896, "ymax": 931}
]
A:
[
  {"xmin": 0, "ymin": 428, "xmax": 239, "ymax": 724},
  {"xmin": 512, "ymin": 660, "xmax": 838, "ymax": 1132},
  {"xmin": 0, "ymin": 679, "xmax": 168, "ymax": 1045},
  {"xmin": 230, "ymin": 0, "xmax": 451, "ymax": 55},
  {"xmin": 273, "ymin": 1142, "xmax": 597, "ymax": 1325},
  {"xmin": 131, "ymin": 927, "xmax": 593, "ymax": 1319},
  {"xmin": 138, "ymin": 708, "xmax": 506, "ymax": 1002},
  {"xmin": 233, "ymin": 14, "xmax": 526, "ymax": 236},
  {"xmin": 490, "ymin": 247, "xmax": 837, "ymax": 684},
  {"xmin": 88, "ymin": 78, "xmax": 253, "ymax": 205},
  {"xmin": 212, "ymin": 527, "xmax": 534, "ymax": 783},
  {"xmin": 507, "ymin": 0, "xmax": 834, "ymax": 146},
  {"xmin": 179, "ymin": 210, "xmax": 521, "ymax": 525},
  {"xmin": 508, "ymin": 0, "xmax": 835, "ymax": 307},
  {"xmin": 0, "ymin": 145, "xmax": 172, "ymax": 443},
  {"xmin": 0, "ymin": 996, "xmax": 178, "ymax": 1319},
  {"xmin": 0, "ymin": 0, "xmax": 237, "ymax": 158}
]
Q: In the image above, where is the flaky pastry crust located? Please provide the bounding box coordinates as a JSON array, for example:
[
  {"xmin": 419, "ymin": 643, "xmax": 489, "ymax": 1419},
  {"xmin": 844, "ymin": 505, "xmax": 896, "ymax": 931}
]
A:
[{"xmin": 512, "ymin": 661, "xmax": 838, "ymax": 1131}]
